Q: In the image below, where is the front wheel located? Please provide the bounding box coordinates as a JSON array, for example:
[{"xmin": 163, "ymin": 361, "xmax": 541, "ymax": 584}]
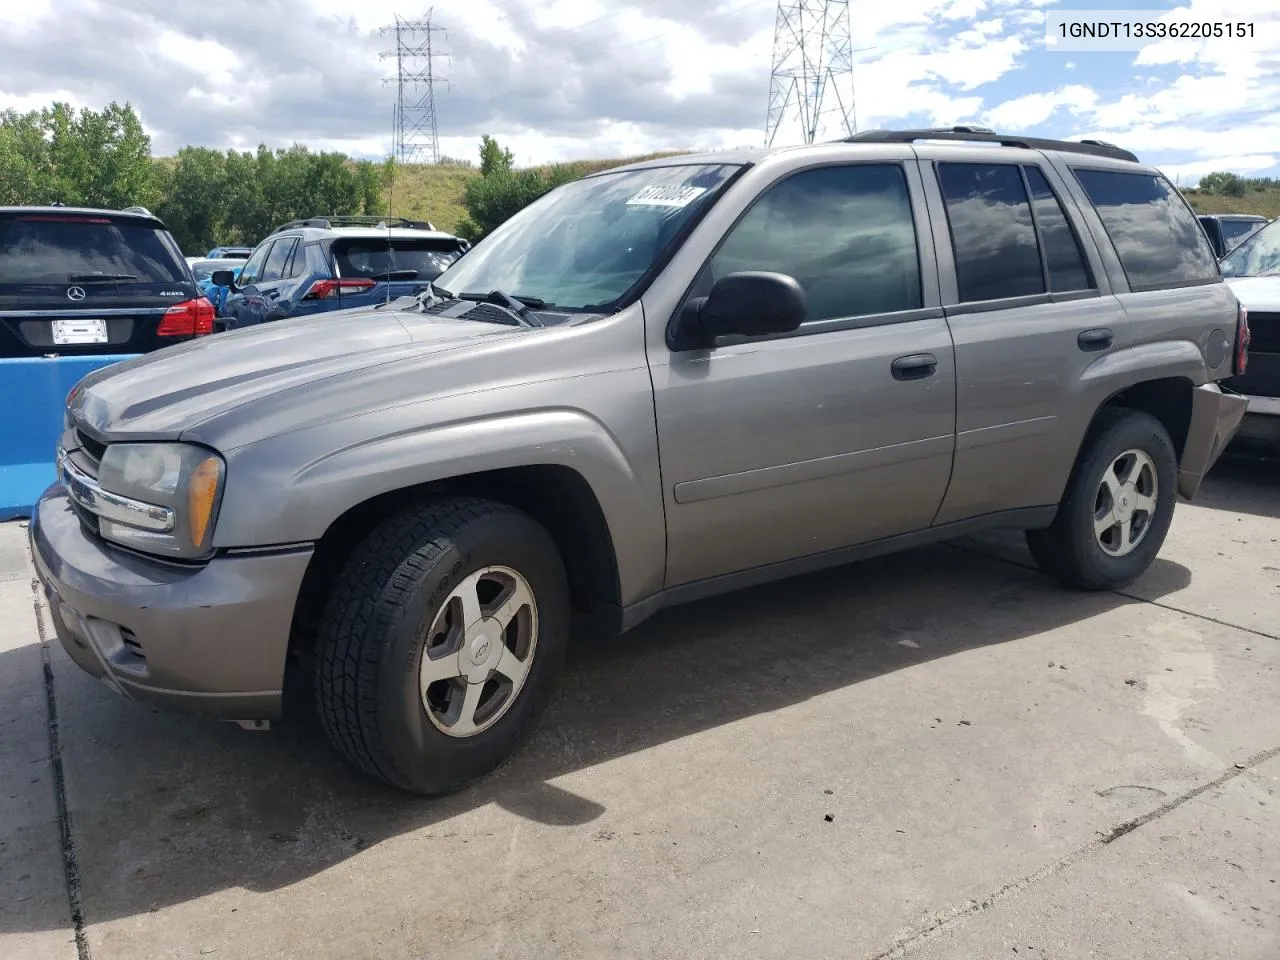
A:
[
  {"xmin": 314, "ymin": 498, "xmax": 570, "ymax": 794},
  {"xmin": 1026, "ymin": 407, "xmax": 1178, "ymax": 591}
]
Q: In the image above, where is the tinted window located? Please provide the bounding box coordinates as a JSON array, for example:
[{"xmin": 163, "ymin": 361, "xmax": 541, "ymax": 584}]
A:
[
  {"xmin": 938, "ymin": 163, "xmax": 1044, "ymax": 302},
  {"xmin": 1073, "ymin": 169, "xmax": 1218, "ymax": 289},
  {"xmin": 0, "ymin": 214, "xmax": 187, "ymax": 285},
  {"xmin": 1023, "ymin": 166, "xmax": 1092, "ymax": 292},
  {"xmin": 1220, "ymin": 219, "xmax": 1264, "ymax": 249},
  {"xmin": 334, "ymin": 237, "xmax": 464, "ymax": 282},
  {"xmin": 261, "ymin": 237, "xmax": 297, "ymax": 282},
  {"xmin": 710, "ymin": 164, "xmax": 922, "ymax": 322},
  {"xmin": 284, "ymin": 242, "xmax": 308, "ymax": 279},
  {"xmin": 237, "ymin": 241, "xmax": 273, "ymax": 286}
]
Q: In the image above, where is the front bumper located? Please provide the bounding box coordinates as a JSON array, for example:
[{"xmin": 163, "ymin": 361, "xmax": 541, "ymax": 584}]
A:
[
  {"xmin": 29, "ymin": 484, "xmax": 313, "ymax": 720},
  {"xmin": 1176, "ymin": 382, "xmax": 1249, "ymax": 500}
]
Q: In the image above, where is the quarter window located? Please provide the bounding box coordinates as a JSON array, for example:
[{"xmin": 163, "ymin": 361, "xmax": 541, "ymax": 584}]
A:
[
  {"xmin": 1073, "ymin": 168, "xmax": 1218, "ymax": 290},
  {"xmin": 709, "ymin": 164, "xmax": 923, "ymax": 323},
  {"xmin": 937, "ymin": 163, "xmax": 1044, "ymax": 302}
]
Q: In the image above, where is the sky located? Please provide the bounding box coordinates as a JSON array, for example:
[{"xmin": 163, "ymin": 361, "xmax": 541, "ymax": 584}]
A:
[{"xmin": 0, "ymin": 0, "xmax": 1278, "ymax": 184}]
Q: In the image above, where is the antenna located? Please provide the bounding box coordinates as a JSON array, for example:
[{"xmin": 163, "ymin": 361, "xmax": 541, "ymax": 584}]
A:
[
  {"xmin": 765, "ymin": 0, "xmax": 859, "ymax": 146},
  {"xmin": 378, "ymin": 11, "xmax": 450, "ymax": 164}
]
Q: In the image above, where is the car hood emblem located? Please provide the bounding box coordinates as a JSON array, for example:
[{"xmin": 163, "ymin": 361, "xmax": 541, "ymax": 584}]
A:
[{"xmin": 66, "ymin": 286, "xmax": 86, "ymax": 302}]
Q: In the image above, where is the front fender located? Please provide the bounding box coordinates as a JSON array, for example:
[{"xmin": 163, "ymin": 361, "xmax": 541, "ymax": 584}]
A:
[{"xmin": 213, "ymin": 402, "xmax": 666, "ymax": 605}]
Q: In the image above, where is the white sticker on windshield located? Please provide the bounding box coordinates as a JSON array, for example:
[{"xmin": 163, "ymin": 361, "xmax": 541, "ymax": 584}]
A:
[{"xmin": 626, "ymin": 185, "xmax": 709, "ymax": 208}]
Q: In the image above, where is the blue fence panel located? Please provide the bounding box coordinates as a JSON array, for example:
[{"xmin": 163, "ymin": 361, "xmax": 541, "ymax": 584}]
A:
[{"xmin": 0, "ymin": 354, "xmax": 139, "ymax": 521}]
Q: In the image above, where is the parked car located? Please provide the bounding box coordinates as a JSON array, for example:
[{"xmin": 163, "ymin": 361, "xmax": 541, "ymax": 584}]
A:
[
  {"xmin": 33, "ymin": 127, "xmax": 1247, "ymax": 794},
  {"xmin": 187, "ymin": 258, "xmax": 244, "ymax": 318},
  {"xmin": 1197, "ymin": 213, "xmax": 1269, "ymax": 259},
  {"xmin": 213, "ymin": 216, "xmax": 469, "ymax": 329},
  {"xmin": 1219, "ymin": 217, "xmax": 1280, "ymax": 444},
  {"xmin": 205, "ymin": 245, "xmax": 253, "ymax": 260},
  {"xmin": 0, "ymin": 206, "xmax": 214, "ymax": 358}
]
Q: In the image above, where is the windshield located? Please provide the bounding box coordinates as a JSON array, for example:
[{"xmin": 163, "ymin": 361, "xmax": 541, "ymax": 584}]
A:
[
  {"xmin": 1220, "ymin": 219, "xmax": 1280, "ymax": 277},
  {"xmin": 433, "ymin": 163, "xmax": 741, "ymax": 311},
  {"xmin": 1221, "ymin": 219, "xmax": 1265, "ymax": 249}
]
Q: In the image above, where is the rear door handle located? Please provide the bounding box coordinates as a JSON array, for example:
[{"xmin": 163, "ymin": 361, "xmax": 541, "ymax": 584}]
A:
[
  {"xmin": 1078, "ymin": 328, "xmax": 1113, "ymax": 351},
  {"xmin": 891, "ymin": 353, "xmax": 938, "ymax": 381}
]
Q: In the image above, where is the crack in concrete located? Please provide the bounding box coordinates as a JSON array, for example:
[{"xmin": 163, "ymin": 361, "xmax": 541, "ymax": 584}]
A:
[
  {"xmin": 30, "ymin": 576, "xmax": 92, "ymax": 960},
  {"xmin": 865, "ymin": 745, "xmax": 1280, "ymax": 959}
]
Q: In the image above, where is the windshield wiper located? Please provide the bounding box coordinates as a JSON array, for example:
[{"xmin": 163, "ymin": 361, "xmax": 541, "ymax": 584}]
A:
[
  {"xmin": 368, "ymin": 269, "xmax": 420, "ymax": 281},
  {"xmin": 458, "ymin": 289, "xmax": 547, "ymax": 327},
  {"xmin": 68, "ymin": 273, "xmax": 139, "ymax": 282}
]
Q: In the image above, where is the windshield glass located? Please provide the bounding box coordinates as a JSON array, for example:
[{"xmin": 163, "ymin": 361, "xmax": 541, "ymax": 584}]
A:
[
  {"xmin": 1220, "ymin": 219, "xmax": 1280, "ymax": 277},
  {"xmin": 1221, "ymin": 219, "xmax": 1265, "ymax": 249},
  {"xmin": 433, "ymin": 163, "xmax": 741, "ymax": 310}
]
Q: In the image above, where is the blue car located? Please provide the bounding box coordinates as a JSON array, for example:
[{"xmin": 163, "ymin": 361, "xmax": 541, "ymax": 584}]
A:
[
  {"xmin": 205, "ymin": 245, "xmax": 253, "ymax": 259},
  {"xmin": 216, "ymin": 216, "xmax": 469, "ymax": 330}
]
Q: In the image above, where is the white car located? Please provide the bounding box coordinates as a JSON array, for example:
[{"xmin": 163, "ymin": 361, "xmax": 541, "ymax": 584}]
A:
[{"xmin": 1221, "ymin": 219, "xmax": 1280, "ymax": 444}]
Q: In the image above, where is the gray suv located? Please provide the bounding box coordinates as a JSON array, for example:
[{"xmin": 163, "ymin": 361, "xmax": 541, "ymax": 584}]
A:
[{"xmin": 31, "ymin": 127, "xmax": 1248, "ymax": 795}]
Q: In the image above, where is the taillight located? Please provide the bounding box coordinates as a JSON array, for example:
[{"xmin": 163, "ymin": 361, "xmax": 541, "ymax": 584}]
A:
[
  {"xmin": 302, "ymin": 278, "xmax": 376, "ymax": 300},
  {"xmin": 157, "ymin": 297, "xmax": 216, "ymax": 337},
  {"xmin": 1234, "ymin": 303, "xmax": 1250, "ymax": 376}
]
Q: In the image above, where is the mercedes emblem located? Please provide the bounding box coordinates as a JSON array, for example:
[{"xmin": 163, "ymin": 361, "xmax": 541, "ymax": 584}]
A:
[{"xmin": 66, "ymin": 286, "xmax": 86, "ymax": 302}]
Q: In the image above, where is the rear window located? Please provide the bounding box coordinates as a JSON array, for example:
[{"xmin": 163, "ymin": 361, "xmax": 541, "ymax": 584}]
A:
[
  {"xmin": 1220, "ymin": 219, "xmax": 1263, "ymax": 249},
  {"xmin": 0, "ymin": 215, "xmax": 187, "ymax": 285},
  {"xmin": 333, "ymin": 238, "xmax": 463, "ymax": 282},
  {"xmin": 1072, "ymin": 169, "xmax": 1218, "ymax": 290}
]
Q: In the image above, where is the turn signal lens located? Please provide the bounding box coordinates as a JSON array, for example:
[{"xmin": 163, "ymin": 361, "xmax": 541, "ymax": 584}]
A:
[{"xmin": 187, "ymin": 456, "xmax": 223, "ymax": 548}]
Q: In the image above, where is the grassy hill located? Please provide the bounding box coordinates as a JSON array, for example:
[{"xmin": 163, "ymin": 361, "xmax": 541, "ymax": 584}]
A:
[
  {"xmin": 1184, "ymin": 187, "xmax": 1280, "ymax": 220},
  {"xmin": 382, "ymin": 153, "xmax": 689, "ymax": 233}
]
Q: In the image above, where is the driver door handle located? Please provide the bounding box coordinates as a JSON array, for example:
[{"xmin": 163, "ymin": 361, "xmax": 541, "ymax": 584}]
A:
[
  {"xmin": 891, "ymin": 353, "xmax": 938, "ymax": 381},
  {"xmin": 1078, "ymin": 328, "xmax": 1113, "ymax": 351}
]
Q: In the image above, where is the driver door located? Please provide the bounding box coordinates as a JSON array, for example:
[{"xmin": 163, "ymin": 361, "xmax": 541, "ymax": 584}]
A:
[{"xmin": 648, "ymin": 160, "xmax": 958, "ymax": 587}]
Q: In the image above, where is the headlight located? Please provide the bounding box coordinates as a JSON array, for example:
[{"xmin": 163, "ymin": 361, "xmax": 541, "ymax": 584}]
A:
[{"xmin": 95, "ymin": 443, "xmax": 225, "ymax": 559}]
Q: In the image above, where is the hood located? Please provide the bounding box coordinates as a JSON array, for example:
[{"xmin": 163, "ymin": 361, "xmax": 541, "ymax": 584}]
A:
[
  {"xmin": 70, "ymin": 305, "xmax": 526, "ymax": 439},
  {"xmin": 1224, "ymin": 275, "xmax": 1280, "ymax": 309}
]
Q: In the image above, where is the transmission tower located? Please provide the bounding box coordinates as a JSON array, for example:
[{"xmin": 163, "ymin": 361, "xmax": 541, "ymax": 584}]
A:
[
  {"xmin": 379, "ymin": 11, "xmax": 449, "ymax": 164},
  {"xmin": 765, "ymin": 0, "xmax": 856, "ymax": 147}
]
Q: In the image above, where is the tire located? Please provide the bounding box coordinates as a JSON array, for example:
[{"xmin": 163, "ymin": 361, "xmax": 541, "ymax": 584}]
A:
[
  {"xmin": 1026, "ymin": 407, "xmax": 1178, "ymax": 591},
  {"xmin": 314, "ymin": 497, "xmax": 570, "ymax": 794}
]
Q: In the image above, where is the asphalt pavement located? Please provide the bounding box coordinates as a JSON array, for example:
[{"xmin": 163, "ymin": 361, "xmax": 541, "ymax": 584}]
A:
[{"xmin": 2, "ymin": 453, "xmax": 1277, "ymax": 960}]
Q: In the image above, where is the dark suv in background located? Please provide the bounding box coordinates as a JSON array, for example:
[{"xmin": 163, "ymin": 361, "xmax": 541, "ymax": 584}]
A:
[
  {"xmin": 214, "ymin": 216, "xmax": 469, "ymax": 329},
  {"xmin": 1198, "ymin": 213, "xmax": 1269, "ymax": 259},
  {"xmin": 0, "ymin": 206, "xmax": 213, "ymax": 358}
]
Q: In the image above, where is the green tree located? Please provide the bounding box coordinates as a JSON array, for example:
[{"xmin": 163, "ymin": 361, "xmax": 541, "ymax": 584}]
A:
[
  {"xmin": 156, "ymin": 146, "xmax": 229, "ymax": 253},
  {"xmin": 479, "ymin": 134, "xmax": 514, "ymax": 176},
  {"xmin": 1198, "ymin": 171, "xmax": 1247, "ymax": 197}
]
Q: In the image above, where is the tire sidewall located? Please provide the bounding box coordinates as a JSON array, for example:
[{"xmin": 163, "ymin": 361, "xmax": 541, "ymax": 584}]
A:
[
  {"xmin": 373, "ymin": 511, "xmax": 570, "ymax": 790},
  {"xmin": 1066, "ymin": 412, "xmax": 1178, "ymax": 587}
]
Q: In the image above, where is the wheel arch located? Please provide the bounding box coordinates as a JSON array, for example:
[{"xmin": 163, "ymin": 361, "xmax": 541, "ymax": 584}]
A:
[{"xmin": 289, "ymin": 464, "xmax": 625, "ymax": 667}]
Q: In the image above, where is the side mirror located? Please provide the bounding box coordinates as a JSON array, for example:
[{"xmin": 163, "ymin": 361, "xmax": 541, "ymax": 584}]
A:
[
  {"xmin": 210, "ymin": 270, "xmax": 237, "ymax": 289},
  {"xmin": 681, "ymin": 271, "xmax": 807, "ymax": 345}
]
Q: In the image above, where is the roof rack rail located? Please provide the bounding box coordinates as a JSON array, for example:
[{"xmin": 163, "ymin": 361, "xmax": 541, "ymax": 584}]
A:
[
  {"xmin": 271, "ymin": 215, "xmax": 437, "ymax": 234},
  {"xmin": 840, "ymin": 126, "xmax": 1139, "ymax": 163}
]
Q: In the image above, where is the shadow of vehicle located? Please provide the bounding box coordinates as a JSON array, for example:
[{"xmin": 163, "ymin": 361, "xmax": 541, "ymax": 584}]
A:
[
  {"xmin": 1196, "ymin": 446, "xmax": 1280, "ymax": 520},
  {"xmin": 0, "ymin": 530, "xmax": 1197, "ymax": 931}
]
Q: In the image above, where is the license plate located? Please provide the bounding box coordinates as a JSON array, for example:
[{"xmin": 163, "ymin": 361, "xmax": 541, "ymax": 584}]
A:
[{"xmin": 51, "ymin": 318, "xmax": 109, "ymax": 345}]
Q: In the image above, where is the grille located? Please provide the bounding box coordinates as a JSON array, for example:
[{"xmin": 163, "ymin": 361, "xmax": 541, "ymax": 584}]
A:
[
  {"xmin": 1246, "ymin": 311, "xmax": 1280, "ymax": 355},
  {"xmin": 423, "ymin": 300, "xmax": 523, "ymax": 327},
  {"xmin": 120, "ymin": 628, "xmax": 146, "ymax": 661},
  {"xmin": 75, "ymin": 428, "xmax": 106, "ymax": 466}
]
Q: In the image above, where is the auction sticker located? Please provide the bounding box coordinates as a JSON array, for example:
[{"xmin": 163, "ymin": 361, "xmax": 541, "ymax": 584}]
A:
[{"xmin": 626, "ymin": 185, "xmax": 708, "ymax": 208}]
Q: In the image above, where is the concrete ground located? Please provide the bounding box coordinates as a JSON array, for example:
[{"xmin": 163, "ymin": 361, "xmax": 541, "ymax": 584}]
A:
[{"xmin": 1, "ymin": 453, "xmax": 1277, "ymax": 960}]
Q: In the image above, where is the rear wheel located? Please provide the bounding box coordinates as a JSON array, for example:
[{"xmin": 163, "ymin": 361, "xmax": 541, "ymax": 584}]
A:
[
  {"xmin": 1026, "ymin": 407, "xmax": 1177, "ymax": 590},
  {"xmin": 314, "ymin": 497, "xmax": 570, "ymax": 794}
]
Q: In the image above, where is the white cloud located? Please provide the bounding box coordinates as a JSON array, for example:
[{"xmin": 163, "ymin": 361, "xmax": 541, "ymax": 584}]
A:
[
  {"xmin": 1159, "ymin": 154, "xmax": 1278, "ymax": 184},
  {"xmin": 982, "ymin": 84, "xmax": 1098, "ymax": 129}
]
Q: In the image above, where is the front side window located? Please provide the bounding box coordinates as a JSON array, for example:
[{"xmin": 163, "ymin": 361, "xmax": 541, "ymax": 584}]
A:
[
  {"xmin": 433, "ymin": 163, "xmax": 740, "ymax": 311},
  {"xmin": 261, "ymin": 238, "xmax": 297, "ymax": 282},
  {"xmin": 1220, "ymin": 219, "xmax": 1280, "ymax": 278},
  {"xmin": 708, "ymin": 164, "xmax": 923, "ymax": 322},
  {"xmin": 237, "ymin": 241, "xmax": 273, "ymax": 286},
  {"xmin": 1073, "ymin": 168, "xmax": 1218, "ymax": 290},
  {"xmin": 937, "ymin": 162, "xmax": 1044, "ymax": 303}
]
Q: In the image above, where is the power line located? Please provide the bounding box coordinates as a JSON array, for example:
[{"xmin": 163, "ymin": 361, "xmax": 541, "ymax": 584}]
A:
[
  {"xmin": 766, "ymin": 0, "xmax": 856, "ymax": 146},
  {"xmin": 379, "ymin": 11, "xmax": 449, "ymax": 164}
]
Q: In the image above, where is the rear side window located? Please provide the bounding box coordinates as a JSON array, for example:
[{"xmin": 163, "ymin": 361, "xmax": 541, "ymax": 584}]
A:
[
  {"xmin": 1073, "ymin": 169, "xmax": 1218, "ymax": 290},
  {"xmin": 334, "ymin": 238, "xmax": 463, "ymax": 282},
  {"xmin": 710, "ymin": 163, "xmax": 923, "ymax": 322},
  {"xmin": 937, "ymin": 163, "xmax": 1044, "ymax": 302},
  {"xmin": 1023, "ymin": 166, "xmax": 1092, "ymax": 292},
  {"xmin": 0, "ymin": 215, "xmax": 187, "ymax": 284},
  {"xmin": 261, "ymin": 237, "xmax": 297, "ymax": 282}
]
